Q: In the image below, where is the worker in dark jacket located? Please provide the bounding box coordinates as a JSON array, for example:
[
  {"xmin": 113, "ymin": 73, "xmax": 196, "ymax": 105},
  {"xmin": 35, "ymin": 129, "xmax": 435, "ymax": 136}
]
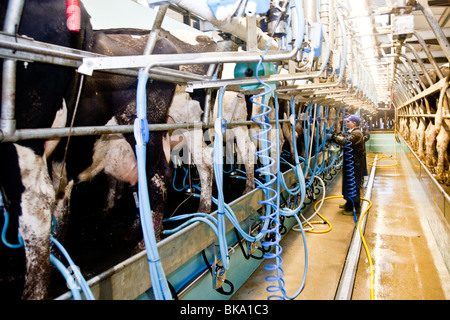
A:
[
  {"xmin": 331, "ymin": 115, "xmax": 368, "ymax": 215},
  {"xmin": 360, "ymin": 119, "xmax": 371, "ymax": 180}
]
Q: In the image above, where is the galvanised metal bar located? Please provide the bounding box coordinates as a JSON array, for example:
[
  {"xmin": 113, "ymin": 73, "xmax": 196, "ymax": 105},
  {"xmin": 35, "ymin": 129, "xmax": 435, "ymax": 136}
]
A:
[
  {"xmin": 0, "ymin": 119, "xmax": 292, "ymax": 143},
  {"xmin": 0, "ymin": 32, "xmax": 212, "ymax": 83},
  {"xmin": 398, "ymin": 77, "xmax": 448, "ymax": 109},
  {"xmin": 1, "ymin": 0, "xmax": 24, "ymax": 138}
]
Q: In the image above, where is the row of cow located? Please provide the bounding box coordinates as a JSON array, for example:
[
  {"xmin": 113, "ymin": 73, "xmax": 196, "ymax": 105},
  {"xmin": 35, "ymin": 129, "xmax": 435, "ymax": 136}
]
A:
[
  {"xmin": 397, "ymin": 66, "xmax": 450, "ymax": 185},
  {"xmin": 0, "ymin": 0, "xmax": 344, "ymax": 300}
]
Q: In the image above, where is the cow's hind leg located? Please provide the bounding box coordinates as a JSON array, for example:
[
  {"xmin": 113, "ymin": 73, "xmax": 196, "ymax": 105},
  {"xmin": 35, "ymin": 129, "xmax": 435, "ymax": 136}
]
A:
[
  {"xmin": 233, "ymin": 126, "xmax": 256, "ymax": 194},
  {"xmin": 15, "ymin": 144, "xmax": 55, "ymax": 299}
]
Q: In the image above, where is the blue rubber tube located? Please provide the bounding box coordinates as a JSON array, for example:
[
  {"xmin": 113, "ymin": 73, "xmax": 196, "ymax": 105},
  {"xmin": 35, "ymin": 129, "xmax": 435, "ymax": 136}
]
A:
[
  {"xmin": 50, "ymin": 253, "xmax": 82, "ymax": 300},
  {"xmin": 50, "ymin": 236, "xmax": 94, "ymax": 300},
  {"xmin": 135, "ymin": 69, "xmax": 172, "ymax": 300},
  {"xmin": 1, "ymin": 208, "xmax": 24, "ymax": 249},
  {"xmin": 213, "ymin": 86, "xmax": 231, "ymax": 270}
]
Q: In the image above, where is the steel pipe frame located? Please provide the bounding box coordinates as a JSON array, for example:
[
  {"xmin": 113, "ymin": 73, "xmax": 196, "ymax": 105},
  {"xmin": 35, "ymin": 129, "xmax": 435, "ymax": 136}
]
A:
[
  {"xmin": 77, "ymin": 1, "xmax": 305, "ymax": 77},
  {"xmin": 392, "ymin": 0, "xmax": 450, "ymax": 114},
  {"xmin": 0, "ymin": 2, "xmax": 306, "ymax": 143},
  {"xmin": 0, "ymin": 0, "xmax": 381, "ymax": 143},
  {"xmin": 0, "ymin": 117, "xmax": 292, "ymax": 143},
  {"xmin": 80, "ymin": 0, "xmax": 355, "ymax": 98},
  {"xmin": 411, "ymin": 31, "xmax": 444, "ymax": 80},
  {"xmin": 403, "ymin": 42, "xmax": 433, "ymax": 86},
  {"xmin": 397, "ymin": 73, "xmax": 449, "ymax": 110},
  {"xmin": 398, "ymin": 56, "xmax": 422, "ymax": 95},
  {"xmin": 398, "ymin": 114, "xmax": 450, "ymax": 119},
  {"xmin": 1, "ymin": 0, "xmax": 24, "ymax": 138},
  {"xmin": 0, "ymin": 0, "xmax": 304, "ymax": 143},
  {"xmin": 417, "ymin": 0, "xmax": 450, "ymax": 64},
  {"xmin": 0, "ymin": 31, "xmax": 213, "ymax": 83}
]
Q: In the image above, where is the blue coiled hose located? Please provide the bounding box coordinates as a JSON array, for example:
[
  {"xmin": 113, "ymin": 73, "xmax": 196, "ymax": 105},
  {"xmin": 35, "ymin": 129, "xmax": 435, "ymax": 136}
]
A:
[
  {"xmin": 274, "ymin": 94, "xmax": 308, "ymax": 300},
  {"xmin": 247, "ymin": 0, "xmax": 305, "ymax": 300},
  {"xmin": 342, "ymin": 101, "xmax": 358, "ymax": 223},
  {"xmin": 249, "ymin": 49, "xmax": 285, "ymax": 299}
]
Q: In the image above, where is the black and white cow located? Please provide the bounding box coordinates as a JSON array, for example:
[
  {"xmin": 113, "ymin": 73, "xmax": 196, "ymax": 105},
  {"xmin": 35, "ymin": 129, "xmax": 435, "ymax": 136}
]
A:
[
  {"xmin": 0, "ymin": 0, "xmax": 93, "ymax": 299},
  {"xmin": 49, "ymin": 28, "xmax": 221, "ymax": 261}
]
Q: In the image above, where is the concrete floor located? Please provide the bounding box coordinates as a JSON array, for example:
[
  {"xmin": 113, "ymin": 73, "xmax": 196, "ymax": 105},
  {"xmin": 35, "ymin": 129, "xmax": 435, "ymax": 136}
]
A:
[{"xmin": 232, "ymin": 137, "xmax": 450, "ymax": 300}]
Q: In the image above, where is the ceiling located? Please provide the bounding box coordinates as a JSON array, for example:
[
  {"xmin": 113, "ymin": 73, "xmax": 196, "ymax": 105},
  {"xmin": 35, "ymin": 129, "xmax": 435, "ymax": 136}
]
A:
[
  {"xmin": 143, "ymin": 0, "xmax": 450, "ymax": 108},
  {"xmin": 345, "ymin": 0, "xmax": 450, "ymax": 106}
]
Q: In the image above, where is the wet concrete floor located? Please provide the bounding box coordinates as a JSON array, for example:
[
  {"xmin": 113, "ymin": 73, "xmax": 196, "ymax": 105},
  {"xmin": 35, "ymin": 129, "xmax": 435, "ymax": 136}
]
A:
[{"xmin": 232, "ymin": 139, "xmax": 450, "ymax": 300}]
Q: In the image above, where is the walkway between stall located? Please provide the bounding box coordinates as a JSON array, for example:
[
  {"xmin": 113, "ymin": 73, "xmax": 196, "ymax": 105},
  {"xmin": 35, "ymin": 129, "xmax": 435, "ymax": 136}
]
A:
[{"xmin": 232, "ymin": 133, "xmax": 450, "ymax": 300}]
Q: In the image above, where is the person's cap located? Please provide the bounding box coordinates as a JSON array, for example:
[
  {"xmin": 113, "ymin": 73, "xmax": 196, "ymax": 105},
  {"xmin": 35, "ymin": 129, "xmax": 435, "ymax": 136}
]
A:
[{"xmin": 345, "ymin": 115, "xmax": 361, "ymax": 125}]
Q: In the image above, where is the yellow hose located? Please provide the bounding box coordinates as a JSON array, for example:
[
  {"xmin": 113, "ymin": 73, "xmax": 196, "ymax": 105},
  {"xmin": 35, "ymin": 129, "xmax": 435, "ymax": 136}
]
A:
[
  {"xmin": 303, "ymin": 195, "xmax": 344, "ymax": 233},
  {"xmin": 305, "ymin": 195, "xmax": 375, "ymax": 299},
  {"xmin": 359, "ymin": 197, "xmax": 374, "ymax": 300}
]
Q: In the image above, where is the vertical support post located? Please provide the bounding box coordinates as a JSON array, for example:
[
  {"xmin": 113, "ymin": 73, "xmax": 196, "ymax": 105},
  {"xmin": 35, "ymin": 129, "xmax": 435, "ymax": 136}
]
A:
[
  {"xmin": 1, "ymin": 0, "xmax": 25, "ymax": 138},
  {"xmin": 143, "ymin": 4, "xmax": 168, "ymax": 56}
]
